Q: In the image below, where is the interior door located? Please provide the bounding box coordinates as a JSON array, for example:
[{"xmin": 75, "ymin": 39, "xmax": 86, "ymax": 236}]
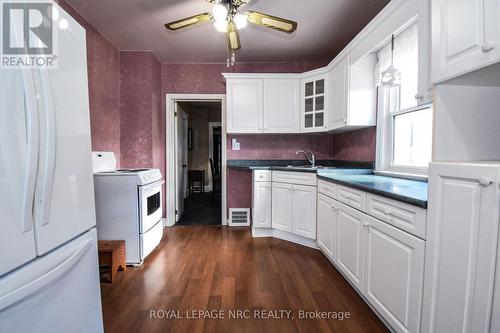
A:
[
  {"xmin": 33, "ymin": 6, "xmax": 96, "ymax": 255},
  {"xmin": 0, "ymin": 68, "xmax": 38, "ymax": 276},
  {"xmin": 175, "ymin": 105, "xmax": 188, "ymax": 221}
]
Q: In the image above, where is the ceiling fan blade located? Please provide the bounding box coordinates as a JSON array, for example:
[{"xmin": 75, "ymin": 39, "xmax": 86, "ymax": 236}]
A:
[
  {"xmin": 226, "ymin": 22, "xmax": 241, "ymax": 50},
  {"xmin": 246, "ymin": 11, "xmax": 297, "ymax": 34},
  {"xmin": 165, "ymin": 12, "xmax": 213, "ymax": 31}
]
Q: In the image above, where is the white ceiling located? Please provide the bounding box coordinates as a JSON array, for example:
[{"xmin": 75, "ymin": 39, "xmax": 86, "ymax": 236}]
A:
[{"xmin": 65, "ymin": 0, "xmax": 389, "ymax": 63}]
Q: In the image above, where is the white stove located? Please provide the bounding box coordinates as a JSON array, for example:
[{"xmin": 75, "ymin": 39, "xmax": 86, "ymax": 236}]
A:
[{"xmin": 92, "ymin": 152, "xmax": 164, "ymax": 265}]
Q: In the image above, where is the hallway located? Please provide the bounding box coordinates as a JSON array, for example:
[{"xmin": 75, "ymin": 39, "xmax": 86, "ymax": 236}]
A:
[{"xmin": 176, "ymin": 192, "xmax": 222, "ymax": 226}]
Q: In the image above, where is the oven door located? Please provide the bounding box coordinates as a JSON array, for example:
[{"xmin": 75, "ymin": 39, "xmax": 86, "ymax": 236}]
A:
[{"xmin": 138, "ymin": 180, "xmax": 164, "ymax": 233}]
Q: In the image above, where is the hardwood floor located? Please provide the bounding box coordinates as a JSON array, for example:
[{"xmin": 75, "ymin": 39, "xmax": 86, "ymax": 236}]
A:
[{"xmin": 100, "ymin": 226, "xmax": 389, "ymax": 333}]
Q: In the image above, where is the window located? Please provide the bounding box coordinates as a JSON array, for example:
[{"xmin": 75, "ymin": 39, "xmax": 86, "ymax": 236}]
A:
[{"xmin": 376, "ymin": 23, "xmax": 433, "ymax": 176}]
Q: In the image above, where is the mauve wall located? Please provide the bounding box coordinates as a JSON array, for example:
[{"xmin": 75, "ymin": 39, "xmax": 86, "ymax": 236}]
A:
[
  {"xmin": 57, "ymin": 0, "xmax": 121, "ymax": 165},
  {"xmin": 332, "ymin": 127, "xmax": 376, "ymax": 161}
]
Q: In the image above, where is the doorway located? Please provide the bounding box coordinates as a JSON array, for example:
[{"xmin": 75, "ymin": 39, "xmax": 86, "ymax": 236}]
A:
[{"xmin": 166, "ymin": 94, "xmax": 226, "ymax": 227}]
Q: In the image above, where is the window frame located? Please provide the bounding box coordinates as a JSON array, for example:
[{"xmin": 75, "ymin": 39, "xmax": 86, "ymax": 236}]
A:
[{"xmin": 376, "ymin": 84, "xmax": 433, "ymax": 177}]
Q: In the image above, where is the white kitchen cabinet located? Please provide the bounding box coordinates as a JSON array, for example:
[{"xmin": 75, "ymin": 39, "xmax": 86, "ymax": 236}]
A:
[
  {"xmin": 327, "ymin": 53, "xmax": 377, "ymax": 132},
  {"xmin": 226, "ymin": 78, "xmax": 263, "ymax": 133},
  {"xmin": 335, "ymin": 202, "xmax": 365, "ymax": 290},
  {"xmin": 291, "ymin": 184, "xmax": 317, "ymax": 239},
  {"xmin": 364, "ymin": 215, "xmax": 425, "ymax": 333},
  {"xmin": 301, "ymin": 74, "xmax": 328, "ymax": 132},
  {"xmin": 263, "ymin": 78, "xmax": 300, "ymax": 133},
  {"xmin": 271, "ymin": 182, "xmax": 293, "ymax": 232},
  {"xmin": 422, "ymin": 162, "xmax": 500, "ymax": 333},
  {"xmin": 252, "ymin": 174, "xmax": 272, "ymax": 228},
  {"xmin": 432, "ymin": 0, "xmax": 500, "ymax": 83},
  {"xmin": 317, "ymin": 193, "xmax": 336, "ymax": 259}
]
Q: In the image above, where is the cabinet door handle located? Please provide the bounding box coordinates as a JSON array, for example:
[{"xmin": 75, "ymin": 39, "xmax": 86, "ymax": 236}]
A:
[
  {"xmin": 362, "ymin": 221, "xmax": 370, "ymax": 228},
  {"xmin": 482, "ymin": 43, "xmax": 496, "ymax": 52},
  {"xmin": 478, "ymin": 178, "xmax": 493, "ymax": 187},
  {"xmin": 415, "ymin": 94, "xmax": 424, "ymax": 100}
]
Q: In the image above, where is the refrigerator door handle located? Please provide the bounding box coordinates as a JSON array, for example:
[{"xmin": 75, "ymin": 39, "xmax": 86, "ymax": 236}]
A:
[
  {"xmin": 34, "ymin": 69, "xmax": 56, "ymax": 227},
  {"xmin": 0, "ymin": 234, "xmax": 93, "ymax": 311},
  {"xmin": 21, "ymin": 70, "xmax": 39, "ymax": 233}
]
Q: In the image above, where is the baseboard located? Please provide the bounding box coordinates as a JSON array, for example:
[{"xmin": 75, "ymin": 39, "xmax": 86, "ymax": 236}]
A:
[
  {"xmin": 251, "ymin": 227, "xmax": 319, "ymax": 249},
  {"xmin": 272, "ymin": 229, "xmax": 319, "ymax": 249},
  {"xmin": 252, "ymin": 227, "xmax": 273, "ymax": 237}
]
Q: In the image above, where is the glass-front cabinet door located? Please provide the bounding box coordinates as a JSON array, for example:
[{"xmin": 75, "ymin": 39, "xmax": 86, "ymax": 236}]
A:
[{"xmin": 301, "ymin": 74, "xmax": 328, "ymax": 132}]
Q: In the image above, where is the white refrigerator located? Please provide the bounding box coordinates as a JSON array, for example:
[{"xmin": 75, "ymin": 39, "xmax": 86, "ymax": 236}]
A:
[{"xmin": 0, "ymin": 2, "xmax": 104, "ymax": 332}]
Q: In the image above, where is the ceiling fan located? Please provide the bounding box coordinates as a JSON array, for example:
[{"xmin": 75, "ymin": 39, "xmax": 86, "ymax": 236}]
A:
[{"xmin": 164, "ymin": 0, "xmax": 298, "ymax": 64}]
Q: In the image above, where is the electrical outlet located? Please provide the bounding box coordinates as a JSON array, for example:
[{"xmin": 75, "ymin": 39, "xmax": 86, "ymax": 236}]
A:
[{"xmin": 232, "ymin": 139, "xmax": 240, "ymax": 151}]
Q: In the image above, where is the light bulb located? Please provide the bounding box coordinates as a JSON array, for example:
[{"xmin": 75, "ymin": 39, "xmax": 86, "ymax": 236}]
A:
[
  {"xmin": 59, "ymin": 18, "xmax": 69, "ymax": 30},
  {"xmin": 214, "ymin": 20, "xmax": 227, "ymax": 33},
  {"xmin": 211, "ymin": 4, "xmax": 228, "ymax": 22},
  {"xmin": 234, "ymin": 13, "xmax": 247, "ymax": 29}
]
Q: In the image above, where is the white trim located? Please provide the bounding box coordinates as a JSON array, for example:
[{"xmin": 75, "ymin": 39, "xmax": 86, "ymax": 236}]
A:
[{"xmin": 166, "ymin": 94, "xmax": 227, "ymax": 227}]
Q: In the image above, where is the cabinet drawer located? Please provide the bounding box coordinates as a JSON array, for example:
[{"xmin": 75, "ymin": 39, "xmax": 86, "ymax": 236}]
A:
[
  {"xmin": 318, "ymin": 179, "xmax": 336, "ymax": 199},
  {"xmin": 366, "ymin": 194, "xmax": 426, "ymax": 239},
  {"xmin": 337, "ymin": 185, "xmax": 366, "ymax": 211},
  {"xmin": 272, "ymin": 171, "xmax": 317, "ymax": 186},
  {"xmin": 253, "ymin": 170, "xmax": 271, "ymax": 182}
]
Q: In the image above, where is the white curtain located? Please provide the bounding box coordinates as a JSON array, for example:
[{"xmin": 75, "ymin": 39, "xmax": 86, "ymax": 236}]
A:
[{"xmin": 376, "ymin": 23, "xmax": 419, "ymax": 110}]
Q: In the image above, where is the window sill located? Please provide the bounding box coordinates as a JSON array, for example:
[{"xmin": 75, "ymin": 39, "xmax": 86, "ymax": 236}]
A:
[{"xmin": 374, "ymin": 170, "xmax": 428, "ymax": 182}]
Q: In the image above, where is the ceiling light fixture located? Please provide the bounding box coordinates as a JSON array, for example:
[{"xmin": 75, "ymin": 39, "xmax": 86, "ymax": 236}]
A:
[{"xmin": 164, "ymin": 0, "xmax": 298, "ymax": 67}]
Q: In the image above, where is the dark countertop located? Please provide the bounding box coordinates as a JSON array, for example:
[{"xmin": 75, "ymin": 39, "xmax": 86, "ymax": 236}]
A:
[
  {"xmin": 227, "ymin": 160, "xmax": 427, "ymax": 208},
  {"xmin": 227, "ymin": 159, "xmax": 374, "ymax": 170},
  {"xmin": 317, "ymin": 169, "xmax": 428, "ymax": 208}
]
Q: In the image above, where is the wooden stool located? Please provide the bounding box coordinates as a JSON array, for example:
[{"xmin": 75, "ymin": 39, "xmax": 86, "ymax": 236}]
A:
[
  {"xmin": 98, "ymin": 240, "xmax": 126, "ymax": 283},
  {"xmin": 188, "ymin": 170, "xmax": 205, "ymax": 194}
]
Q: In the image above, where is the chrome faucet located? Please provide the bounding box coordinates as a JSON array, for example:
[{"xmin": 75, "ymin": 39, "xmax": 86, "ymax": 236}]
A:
[{"xmin": 296, "ymin": 149, "xmax": 316, "ymax": 167}]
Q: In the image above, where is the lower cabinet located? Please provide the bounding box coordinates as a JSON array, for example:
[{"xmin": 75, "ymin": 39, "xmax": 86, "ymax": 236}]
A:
[
  {"xmin": 271, "ymin": 182, "xmax": 293, "ymax": 232},
  {"xmin": 271, "ymin": 182, "xmax": 316, "ymax": 239},
  {"xmin": 292, "ymin": 184, "xmax": 317, "ymax": 239},
  {"xmin": 336, "ymin": 202, "xmax": 365, "ymax": 291},
  {"xmin": 364, "ymin": 215, "xmax": 425, "ymax": 333},
  {"xmin": 316, "ymin": 193, "xmax": 336, "ymax": 259},
  {"xmin": 252, "ymin": 181, "xmax": 272, "ymax": 228},
  {"xmin": 317, "ymin": 189, "xmax": 426, "ymax": 333}
]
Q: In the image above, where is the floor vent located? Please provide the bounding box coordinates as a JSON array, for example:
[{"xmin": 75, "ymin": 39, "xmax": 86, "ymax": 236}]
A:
[{"xmin": 229, "ymin": 208, "xmax": 250, "ymax": 226}]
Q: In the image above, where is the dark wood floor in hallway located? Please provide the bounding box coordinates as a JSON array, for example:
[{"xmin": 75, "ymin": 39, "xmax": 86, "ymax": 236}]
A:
[{"xmin": 100, "ymin": 226, "xmax": 389, "ymax": 333}]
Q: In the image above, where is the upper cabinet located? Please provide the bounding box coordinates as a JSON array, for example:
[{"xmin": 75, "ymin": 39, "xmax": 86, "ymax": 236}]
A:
[
  {"xmin": 328, "ymin": 53, "xmax": 377, "ymax": 132},
  {"xmin": 226, "ymin": 78, "xmax": 263, "ymax": 133},
  {"xmin": 263, "ymin": 78, "xmax": 300, "ymax": 133},
  {"xmin": 301, "ymin": 74, "xmax": 328, "ymax": 132},
  {"xmin": 432, "ymin": 0, "xmax": 500, "ymax": 83},
  {"xmin": 225, "ymin": 75, "xmax": 300, "ymax": 134}
]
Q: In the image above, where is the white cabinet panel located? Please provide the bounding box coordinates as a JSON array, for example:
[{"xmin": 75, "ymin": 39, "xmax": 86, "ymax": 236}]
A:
[
  {"xmin": 271, "ymin": 182, "xmax": 293, "ymax": 232},
  {"xmin": 364, "ymin": 215, "xmax": 425, "ymax": 333},
  {"xmin": 422, "ymin": 162, "xmax": 500, "ymax": 333},
  {"xmin": 0, "ymin": 68, "xmax": 38, "ymax": 276},
  {"xmin": 292, "ymin": 184, "xmax": 317, "ymax": 239},
  {"xmin": 263, "ymin": 79, "xmax": 300, "ymax": 133},
  {"xmin": 33, "ymin": 11, "xmax": 96, "ymax": 255},
  {"xmin": 272, "ymin": 171, "xmax": 317, "ymax": 186},
  {"xmin": 252, "ymin": 182, "xmax": 272, "ymax": 228},
  {"xmin": 432, "ymin": 0, "xmax": 500, "ymax": 82},
  {"xmin": 317, "ymin": 193, "xmax": 336, "ymax": 259},
  {"xmin": 336, "ymin": 202, "xmax": 365, "ymax": 289},
  {"xmin": 329, "ymin": 54, "xmax": 349, "ymax": 129},
  {"xmin": 227, "ymin": 79, "xmax": 263, "ymax": 133},
  {"xmin": 337, "ymin": 185, "xmax": 367, "ymax": 212}
]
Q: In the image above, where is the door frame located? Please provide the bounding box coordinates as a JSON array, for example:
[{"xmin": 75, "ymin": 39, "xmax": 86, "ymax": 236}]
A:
[
  {"xmin": 174, "ymin": 106, "xmax": 188, "ymax": 221},
  {"xmin": 208, "ymin": 121, "xmax": 222, "ymax": 192},
  {"xmin": 166, "ymin": 94, "xmax": 227, "ymax": 226}
]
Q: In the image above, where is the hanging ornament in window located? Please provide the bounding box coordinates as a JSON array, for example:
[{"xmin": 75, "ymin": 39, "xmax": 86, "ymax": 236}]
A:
[{"xmin": 381, "ymin": 34, "xmax": 401, "ymax": 87}]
